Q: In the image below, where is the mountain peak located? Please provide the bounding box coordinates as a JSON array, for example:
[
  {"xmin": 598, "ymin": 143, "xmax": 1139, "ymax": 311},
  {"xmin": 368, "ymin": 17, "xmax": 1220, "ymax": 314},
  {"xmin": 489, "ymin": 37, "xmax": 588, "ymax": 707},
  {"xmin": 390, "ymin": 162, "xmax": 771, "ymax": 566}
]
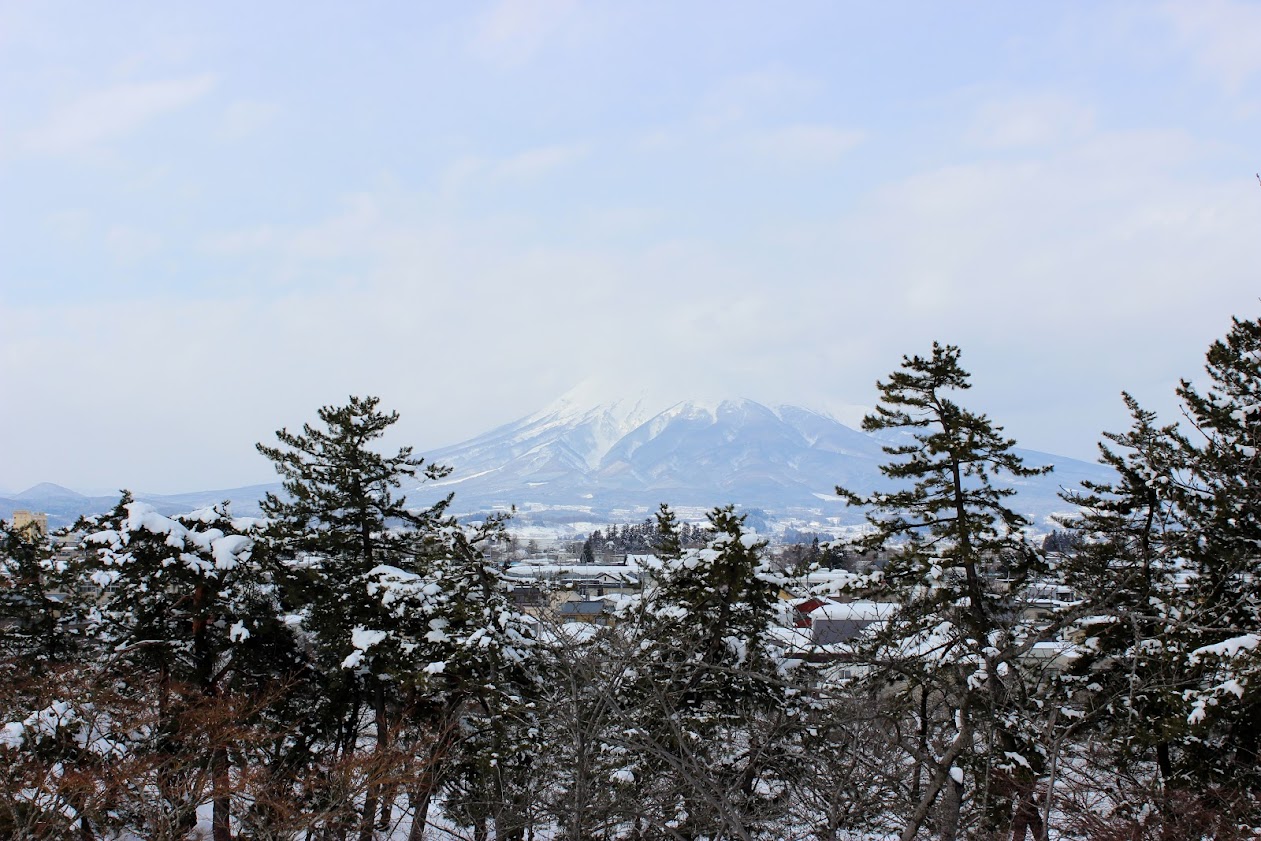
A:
[
  {"xmin": 14, "ymin": 482, "xmax": 88, "ymax": 501},
  {"xmin": 418, "ymin": 387, "xmax": 1114, "ymax": 527},
  {"xmin": 535, "ymin": 381, "xmax": 656, "ymax": 430}
]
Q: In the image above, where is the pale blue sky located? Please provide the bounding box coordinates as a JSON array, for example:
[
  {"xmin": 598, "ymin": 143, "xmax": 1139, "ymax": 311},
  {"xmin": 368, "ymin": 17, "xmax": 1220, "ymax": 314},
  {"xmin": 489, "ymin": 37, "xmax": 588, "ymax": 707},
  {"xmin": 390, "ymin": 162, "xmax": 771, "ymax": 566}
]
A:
[{"xmin": 2, "ymin": 1, "xmax": 1260, "ymax": 493}]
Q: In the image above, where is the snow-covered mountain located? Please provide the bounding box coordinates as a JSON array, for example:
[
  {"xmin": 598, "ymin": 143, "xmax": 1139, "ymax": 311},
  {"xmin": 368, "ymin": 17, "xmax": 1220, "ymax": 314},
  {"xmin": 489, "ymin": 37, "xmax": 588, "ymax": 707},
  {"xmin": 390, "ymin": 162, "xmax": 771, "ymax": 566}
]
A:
[
  {"xmin": 424, "ymin": 389, "xmax": 656, "ymax": 483},
  {"xmin": 411, "ymin": 393, "xmax": 1110, "ymax": 528},
  {"xmin": 7, "ymin": 391, "xmax": 1113, "ymax": 533},
  {"xmin": 418, "ymin": 397, "xmax": 885, "ymax": 511}
]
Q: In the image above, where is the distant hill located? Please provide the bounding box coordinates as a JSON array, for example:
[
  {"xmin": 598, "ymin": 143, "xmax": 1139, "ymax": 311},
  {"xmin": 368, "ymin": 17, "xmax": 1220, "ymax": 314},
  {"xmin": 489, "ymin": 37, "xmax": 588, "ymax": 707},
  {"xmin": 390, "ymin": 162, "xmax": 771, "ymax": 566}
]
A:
[
  {"xmin": 5, "ymin": 394, "xmax": 1112, "ymax": 535},
  {"xmin": 0, "ymin": 483, "xmax": 280, "ymax": 530},
  {"xmin": 406, "ymin": 392, "xmax": 1113, "ymax": 532}
]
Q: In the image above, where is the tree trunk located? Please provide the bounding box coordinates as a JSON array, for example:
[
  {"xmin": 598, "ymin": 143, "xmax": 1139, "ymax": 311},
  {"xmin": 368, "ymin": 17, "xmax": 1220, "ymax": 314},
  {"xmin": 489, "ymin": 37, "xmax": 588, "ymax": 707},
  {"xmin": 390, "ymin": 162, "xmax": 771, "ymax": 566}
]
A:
[
  {"xmin": 378, "ymin": 783, "xmax": 397, "ymax": 832},
  {"xmin": 912, "ymin": 686, "xmax": 929, "ymax": 805},
  {"xmin": 899, "ymin": 717, "xmax": 971, "ymax": 841},
  {"xmin": 1009, "ymin": 782, "xmax": 1046, "ymax": 841},
  {"xmin": 940, "ymin": 775, "xmax": 964, "ymax": 841},
  {"xmin": 358, "ymin": 682, "xmax": 390, "ymax": 841},
  {"xmin": 406, "ymin": 718, "xmax": 459, "ymax": 841},
  {"xmin": 1156, "ymin": 740, "xmax": 1172, "ymax": 782},
  {"xmin": 212, "ymin": 744, "xmax": 233, "ymax": 841},
  {"xmin": 405, "ymin": 788, "xmax": 431, "ymax": 841}
]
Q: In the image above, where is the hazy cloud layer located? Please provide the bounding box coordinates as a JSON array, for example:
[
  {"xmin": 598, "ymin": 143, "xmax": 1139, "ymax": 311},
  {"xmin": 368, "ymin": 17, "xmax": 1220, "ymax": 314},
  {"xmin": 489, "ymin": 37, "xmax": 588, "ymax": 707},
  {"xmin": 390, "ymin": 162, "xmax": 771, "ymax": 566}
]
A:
[
  {"xmin": 23, "ymin": 75, "xmax": 217, "ymax": 155},
  {"xmin": 1, "ymin": 2, "xmax": 1259, "ymax": 494}
]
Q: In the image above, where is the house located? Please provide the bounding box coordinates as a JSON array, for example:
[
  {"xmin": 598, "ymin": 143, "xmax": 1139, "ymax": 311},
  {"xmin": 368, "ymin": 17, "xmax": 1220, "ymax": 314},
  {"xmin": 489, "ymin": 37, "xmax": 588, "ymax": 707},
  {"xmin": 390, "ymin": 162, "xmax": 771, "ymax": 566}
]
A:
[
  {"xmin": 557, "ymin": 598, "xmax": 617, "ymax": 626},
  {"xmin": 790, "ymin": 596, "xmax": 832, "ymax": 628},
  {"xmin": 503, "ymin": 556, "xmax": 651, "ymax": 619},
  {"xmin": 808, "ymin": 600, "xmax": 896, "ymax": 646}
]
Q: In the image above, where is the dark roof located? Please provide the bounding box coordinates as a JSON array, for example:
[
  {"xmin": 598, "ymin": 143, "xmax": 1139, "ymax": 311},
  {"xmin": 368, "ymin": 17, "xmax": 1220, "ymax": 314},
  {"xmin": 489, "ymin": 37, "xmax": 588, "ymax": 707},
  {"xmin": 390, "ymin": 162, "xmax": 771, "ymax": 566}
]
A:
[{"xmin": 559, "ymin": 600, "xmax": 609, "ymax": 615}]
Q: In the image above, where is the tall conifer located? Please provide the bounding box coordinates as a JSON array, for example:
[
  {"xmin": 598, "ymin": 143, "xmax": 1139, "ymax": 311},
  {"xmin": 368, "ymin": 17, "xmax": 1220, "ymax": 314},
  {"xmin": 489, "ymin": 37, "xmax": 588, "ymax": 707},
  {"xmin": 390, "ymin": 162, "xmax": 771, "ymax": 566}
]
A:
[
  {"xmin": 257, "ymin": 395, "xmax": 452, "ymax": 840},
  {"xmin": 839, "ymin": 343, "xmax": 1052, "ymax": 841},
  {"xmin": 1167, "ymin": 316, "xmax": 1261, "ymax": 797}
]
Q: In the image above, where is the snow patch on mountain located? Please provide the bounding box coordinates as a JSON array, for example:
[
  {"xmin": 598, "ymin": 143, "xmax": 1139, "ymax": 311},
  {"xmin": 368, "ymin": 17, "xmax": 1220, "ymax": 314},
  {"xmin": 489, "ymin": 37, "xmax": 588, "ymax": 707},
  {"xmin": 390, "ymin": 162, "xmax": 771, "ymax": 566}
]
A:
[
  {"xmin": 10, "ymin": 387, "xmax": 1113, "ymax": 535},
  {"xmin": 414, "ymin": 390, "xmax": 1114, "ymax": 527}
]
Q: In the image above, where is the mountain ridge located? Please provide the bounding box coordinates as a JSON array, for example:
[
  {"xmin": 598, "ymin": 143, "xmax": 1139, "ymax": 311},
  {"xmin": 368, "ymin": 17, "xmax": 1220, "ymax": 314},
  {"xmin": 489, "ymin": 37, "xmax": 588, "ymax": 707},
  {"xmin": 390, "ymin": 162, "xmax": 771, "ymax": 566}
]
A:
[
  {"xmin": 5, "ymin": 395, "xmax": 1111, "ymax": 533},
  {"xmin": 412, "ymin": 395, "xmax": 1110, "ymax": 528}
]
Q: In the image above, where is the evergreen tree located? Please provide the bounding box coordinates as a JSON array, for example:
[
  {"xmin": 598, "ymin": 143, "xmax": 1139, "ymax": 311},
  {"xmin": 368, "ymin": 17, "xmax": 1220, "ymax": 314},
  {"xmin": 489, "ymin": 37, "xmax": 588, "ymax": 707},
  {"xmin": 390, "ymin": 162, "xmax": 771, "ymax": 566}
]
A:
[
  {"xmin": 362, "ymin": 519, "xmax": 539, "ymax": 841},
  {"xmin": 1050, "ymin": 318, "xmax": 1261, "ymax": 832},
  {"xmin": 612, "ymin": 504, "xmax": 808, "ymax": 838},
  {"xmin": 651, "ymin": 502, "xmax": 682, "ymax": 559},
  {"xmin": 838, "ymin": 342, "xmax": 1053, "ymax": 841},
  {"xmin": 81, "ymin": 495, "xmax": 290, "ymax": 841},
  {"xmin": 531, "ymin": 611, "xmax": 627, "ymax": 841},
  {"xmin": 0, "ymin": 519, "xmax": 73, "ymax": 666},
  {"xmin": 1165, "ymin": 316, "xmax": 1261, "ymax": 803},
  {"xmin": 0, "ymin": 520, "xmax": 99, "ymax": 838},
  {"xmin": 256, "ymin": 395, "xmax": 453, "ymax": 840},
  {"xmin": 1057, "ymin": 394, "xmax": 1186, "ymax": 778}
]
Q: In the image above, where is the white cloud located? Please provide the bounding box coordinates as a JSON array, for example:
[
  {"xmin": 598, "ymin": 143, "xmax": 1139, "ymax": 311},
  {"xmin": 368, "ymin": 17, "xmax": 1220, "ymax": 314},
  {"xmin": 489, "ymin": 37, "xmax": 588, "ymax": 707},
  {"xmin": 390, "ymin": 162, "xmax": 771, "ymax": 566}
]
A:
[
  {"xmin": 105, "ymin": 225, "xmax": 162, "ymax": 262},
  {"xmin": 1162, "ymin": 0, "xmax": 1261, "ymax": 91},
  {"xmin": 967, "ymin": 93, "xmax": 1095, "ymax": 149},
  {"xmin": 441, "ymin": 143, "xmax": 588, "ymax": 191},
  {"xmin": 1, "ymin": 195, "xmax": 795, "ymax": 490},
  {"xmin": 285, "ymin": 193, "xmax": 384, "ymax": 261},
  {"xmin": 471, "ymin": 0, "xmax": 580, "ymax": 65},
  {"xmin": 8, "ymin": 125, "xmax": 1260, "ymax": 491},
  {"xmin": 201, "ymin": 226, "xmax": 278, "ymax": 256},
  {"xmin": 201, "ymin": 194, "xmax": 385, "ymax": 261},
  {"xmin": 44, "ymin": 210, "xmax": 93, "ymax": 243},
  {"xmin": 698, "ymin": 68, "xmax": 818, "ymax": 128},
  {"xmin": 744, "ymin": 124, "xmax": 864, "ymax": 166},
  {"xmin": 804, "ymin": 127, "xmax": 1261, "ymax": 452},
  {"xmin": 24, "ymin": 74, "xmax": 217, "ymax": 155},
  {"xmin": 218, "ymin": 99, "xmax": 278, "ymax": 142},
  {"xmin": 638, "ymin": 70, "xmax": 831, "ymax": 157},
  {"xmin": 6, "ymin": 4, "xmax": 1261, "ymax": 493},
  {"xmin": 494, "ymin": 142, "xmax": 589, "ymax": 179}
]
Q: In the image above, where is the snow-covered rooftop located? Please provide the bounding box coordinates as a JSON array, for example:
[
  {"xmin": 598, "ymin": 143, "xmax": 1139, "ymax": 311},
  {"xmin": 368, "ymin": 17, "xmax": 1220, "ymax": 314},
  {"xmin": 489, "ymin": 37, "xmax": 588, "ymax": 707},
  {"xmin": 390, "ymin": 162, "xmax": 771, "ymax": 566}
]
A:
[{"xmin": 812, "ymin": 601, "xmax": 897, "ymax": 621}]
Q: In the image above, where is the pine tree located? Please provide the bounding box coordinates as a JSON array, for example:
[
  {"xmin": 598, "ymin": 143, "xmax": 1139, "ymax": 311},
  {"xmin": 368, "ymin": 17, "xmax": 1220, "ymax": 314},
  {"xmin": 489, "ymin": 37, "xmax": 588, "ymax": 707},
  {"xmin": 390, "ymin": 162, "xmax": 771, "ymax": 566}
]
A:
[
  {"xmin": 363, "ymin": 517, "xmax": 539, "ymax": 841},
  {"xmin": 1165, "ymin": 316, "xmax": 1261, "ymax": 803},
  {"xmin": 0, "ymin": 519, "xmax": 72, "ymax": 666},
  {"xmin": 0, "ymin": 519, "xmax": 99, "ymax": 837},
  {"xmin": 1050, "ymin": 318, "xmax": 1261, "ymax": 832},
  {"xmin": 613, "ymin": 504, "xmax": 808, "ymax": 838},
  {"xmin": 1056, "ymin": 394, "xmax": 1187, "ymax": 784},
  {"xmin": 651, "ymin": 502, "xmax": 681, "ymax": 559},
  {"xmin": 838, "ymin": 342, "xmax": 1053, "ymax": 841},
  {"xmin": 531, "ymin": 609, "xmax": 627, "ymax": 841},
  {"xmin": 81, "ymin": 494, "xmax": 289, "ymax": 841},
  {"xmin": 256, "ymin": 395, "xmax": 453, "ymax": 840},
  {"xmin": 428, "ymin": 543, "xmax": 540, "ymax": 841}
]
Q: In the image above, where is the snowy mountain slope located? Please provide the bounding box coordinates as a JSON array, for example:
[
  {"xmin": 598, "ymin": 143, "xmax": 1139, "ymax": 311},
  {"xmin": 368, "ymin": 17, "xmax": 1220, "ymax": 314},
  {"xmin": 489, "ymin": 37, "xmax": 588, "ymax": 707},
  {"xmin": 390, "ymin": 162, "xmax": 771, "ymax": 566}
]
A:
[
  {"xmin": 7, "ymin": 393, "xmax": 1113, "ymax": 531},
  {"xmin": 426, "ymin": 389, "xmax": 654, "ymax": 483},
  {"xmin": 410, "ymin": 395, "xmax": 1110, "ymax": 525}
]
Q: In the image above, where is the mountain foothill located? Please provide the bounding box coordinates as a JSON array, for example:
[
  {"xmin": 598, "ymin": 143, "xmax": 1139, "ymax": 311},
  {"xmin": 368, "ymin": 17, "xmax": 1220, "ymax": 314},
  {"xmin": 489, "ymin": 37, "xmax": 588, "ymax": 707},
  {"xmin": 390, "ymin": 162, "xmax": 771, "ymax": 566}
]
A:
[{"xmin": 3, "ymin": 395, "xmax": 1109, "ymax": 532}]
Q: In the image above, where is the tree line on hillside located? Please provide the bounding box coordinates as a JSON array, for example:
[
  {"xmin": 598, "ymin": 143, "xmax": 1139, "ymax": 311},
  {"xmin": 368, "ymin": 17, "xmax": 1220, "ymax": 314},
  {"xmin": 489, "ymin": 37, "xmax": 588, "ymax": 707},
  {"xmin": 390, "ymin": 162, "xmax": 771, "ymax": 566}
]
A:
[
  {"xmin": 575, "ymin": 520, "xmax": 830, "ymax": 568},
  {"xmin": 578, "ymin": 521, "xmax": 710, "ymax": 561},
  {"xmin": 3, "ymin": 315, "xmax": 1261, "ymax": 839}
]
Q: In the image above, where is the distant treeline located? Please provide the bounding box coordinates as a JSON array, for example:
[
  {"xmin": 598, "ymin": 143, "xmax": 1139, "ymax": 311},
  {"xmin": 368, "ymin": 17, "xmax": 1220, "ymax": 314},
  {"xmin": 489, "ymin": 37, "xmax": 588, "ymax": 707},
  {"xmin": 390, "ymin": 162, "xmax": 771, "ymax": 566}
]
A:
[{"xmin": 579, "ymin": 519, "xmax": 708, "ymax": 559}]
